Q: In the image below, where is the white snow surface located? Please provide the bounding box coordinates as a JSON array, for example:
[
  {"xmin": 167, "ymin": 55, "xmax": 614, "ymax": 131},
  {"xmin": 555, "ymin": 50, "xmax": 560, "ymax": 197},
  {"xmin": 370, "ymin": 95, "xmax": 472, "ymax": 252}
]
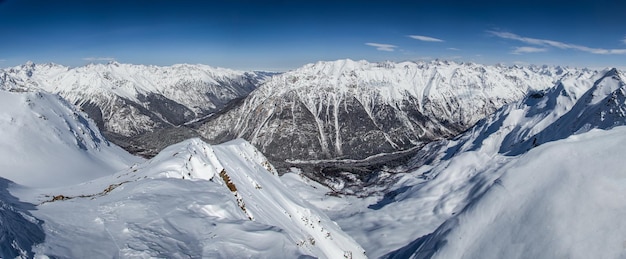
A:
[
  {"xmin": 259, "ymin": 59, "xmax": 579, "ymax": 127},
  {"xmin": 0, "ymin": 90, "xmax": 141, "ymax": 188},
  {"xmin": 412, "ymin": 127, "xmax": 626, "ymax": 259},
  {"xmin": 0, "ymin": 88, "xmax": 363, "ymax": 258},
  {"xmin": 282, "ymin": 68, "xmax": 626, "ymax": 258},
  {"xmin": 1, "ymin": 61, "xmax": 265, "ymax": 136},
  {"xmin": 21, "ymin": 138, "xmax": 365, "ymax": 258},
  {"xmin": 199, "ymin": 59, "xmax": 591, "ymax": 163},
  {"xmin": 1, "ymin": 61, "xmax": 623, "ymax": 258},
  {"xmin": 2, "ymin": 61, "xmax": 256, "ymax": 109}
]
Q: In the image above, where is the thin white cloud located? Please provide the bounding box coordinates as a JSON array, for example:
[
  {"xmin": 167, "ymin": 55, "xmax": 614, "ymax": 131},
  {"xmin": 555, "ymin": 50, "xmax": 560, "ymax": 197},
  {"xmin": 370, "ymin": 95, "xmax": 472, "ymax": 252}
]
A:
[
  {"xmin": 512, "ymin": 46, "xmax": 548, "ymax": 55},
  {"xmin": 408, "ymin": 35, "xmax": 444, "ymax": 42},
  {"xmin": 365, "ymin": 43, "xmax": 398, "ymax": 52},
  {"xmin": 488, "ymin": 31, "xmax": 626, "ymax": 55},
  {"xmin": 0, "ymin": 59, "xmax": 5, "ymax": 62},
  {"xmin": 447, "ymin": 47, "xmax": 460, "ymax": 51},
  {"xmin": 622, "ymin": 36, "xmax": 626, "ymax": 44},
  {"xmin": 83, "ymin": 57, "xmax": 116, "ymax": 61}
]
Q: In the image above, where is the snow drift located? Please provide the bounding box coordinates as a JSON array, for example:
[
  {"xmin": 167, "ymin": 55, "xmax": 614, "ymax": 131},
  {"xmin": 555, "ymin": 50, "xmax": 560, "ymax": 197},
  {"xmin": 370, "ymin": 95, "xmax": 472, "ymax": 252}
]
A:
[
  {"xmin": 29, "ymin": 138, "xmax": 365, "ymax": 258},
  {"xmin": 406, "ymin": 128, "xmax": 626, "ymax": 259}
]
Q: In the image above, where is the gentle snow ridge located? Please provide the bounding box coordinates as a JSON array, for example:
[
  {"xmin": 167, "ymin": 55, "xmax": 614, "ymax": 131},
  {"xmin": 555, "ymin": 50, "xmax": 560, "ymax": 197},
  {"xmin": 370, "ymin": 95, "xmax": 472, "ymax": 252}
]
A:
[{"xmin": 27, "ymin": 138, "xmax": 365, "ymax": 258}]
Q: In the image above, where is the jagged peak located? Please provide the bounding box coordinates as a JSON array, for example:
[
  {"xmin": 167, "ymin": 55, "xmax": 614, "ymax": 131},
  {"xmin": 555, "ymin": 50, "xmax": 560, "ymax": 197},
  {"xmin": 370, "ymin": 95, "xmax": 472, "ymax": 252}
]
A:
[
  {"xmin": 591, "ymin": 67, "xmax": 624, "ymax": 86},
  {"xmin": 604, "ymin": 67, "xmax": 620, "ymax": 78},
  {"xmin": 292, "ymin": 59, "xmax": 590, "ymax": 78},
  {"xmin": 303, "ymin": 58, "xmax": 370, "ymax": 71}
]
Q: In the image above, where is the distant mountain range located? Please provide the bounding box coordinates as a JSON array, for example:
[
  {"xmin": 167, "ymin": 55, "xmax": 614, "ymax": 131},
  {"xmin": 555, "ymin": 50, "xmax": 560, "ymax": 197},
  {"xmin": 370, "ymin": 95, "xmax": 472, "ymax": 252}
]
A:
[
  {"xmin": 1, "ymin": 60, "xmax": 625, "ymax": 258},
  {"xmin": 1, "ymin": 60, "xmax": 597, "ymax": 187},
  {"xmin": 1, "ymin": 61, "xmax": 270, "ymax": 136},
  {"xmin": 1, "ymin": 59, "xmax": 589, "ymax": 163},
  {"xmin": 197, "ymin": 59, "xmax": 590, "ymax": 166}
]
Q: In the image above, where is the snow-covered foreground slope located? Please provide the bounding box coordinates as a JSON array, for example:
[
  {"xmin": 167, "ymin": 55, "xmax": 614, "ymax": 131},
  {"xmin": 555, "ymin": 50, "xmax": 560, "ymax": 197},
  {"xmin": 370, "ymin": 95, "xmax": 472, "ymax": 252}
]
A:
[
  {"xmin": 0, "ymin": 88, "xmax": 140, "ymax": 257},
  {"xmin": 0, "ymin": 179, "xmax": 45, "ymax": 259},
  {"xmin": 199, "ymin": 59, "xmax": 588, "ymax": 165},
  {"xmin": 407, "ymin": 127, "xmax": 626, "ymax": 259},
  {"xmin": 19, "ymin": 139, "xmax": 365, "ymax": 258},
  {"xmin": 282, "ymin": 68, "xmax": 625, "ymax": 258},
  {"xmin": 0, "ymin": 89, "xmax": 362, "ymax": 258},
  {"xmin": 0, "ymin": 90, "xmax": 141, "ymax": 188}
]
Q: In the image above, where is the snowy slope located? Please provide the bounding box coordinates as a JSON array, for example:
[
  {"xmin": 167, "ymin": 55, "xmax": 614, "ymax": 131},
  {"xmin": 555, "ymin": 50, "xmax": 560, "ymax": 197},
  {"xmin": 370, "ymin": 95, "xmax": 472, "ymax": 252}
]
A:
[
  {"xmin": 0, "ymin": 90, "xmax": 141, "ymax": 188},
  {"xmin": 408, "ymin": 128, "xmax": 626, "ymax": 259},
  {"xmin": 0, "ymin": 179, "xmax": 45, "ymax": 259},
  {"xmin": 0, "ymin": 88, "xmax": 142, "ymax": 258},
  {"xmin": 199, "ymin": 59, "xmax": 587, "ymax": 164},
  {"xmin": 282, "ymin": 67, "xmax": 624, "ymax": 258},
  {"xmin": 1, "ymin": 61, "xmax": 266, "ymax": 136},
  {"xmin": 397, "ymin": 69, "xmax": 626, "ymax": 258},
  {"xmin": 20, "ymin": 138, "xmax": 365, "ymax": 258},
  {"xmin": 0, "ymin": 87, "xmax": 363, "ymax": 258}
]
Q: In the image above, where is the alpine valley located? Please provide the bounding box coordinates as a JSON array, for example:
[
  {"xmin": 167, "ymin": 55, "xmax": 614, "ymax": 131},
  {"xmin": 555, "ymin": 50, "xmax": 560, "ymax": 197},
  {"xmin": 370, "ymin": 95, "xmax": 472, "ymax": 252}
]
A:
[{"xmin": 0, "ymin": 59, "xmax": 625, "ymax": 258}]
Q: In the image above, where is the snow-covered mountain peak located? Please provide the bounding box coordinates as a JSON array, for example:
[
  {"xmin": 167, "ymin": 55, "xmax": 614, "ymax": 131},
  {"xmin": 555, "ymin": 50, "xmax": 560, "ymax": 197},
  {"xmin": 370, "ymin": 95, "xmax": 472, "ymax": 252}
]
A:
[
  {"xmin": 1, "ymin": 61, "xmax": 265, "ymax": 137},
  {"xmin": 135, "ymin": 138, "xmax": 278, "ymax": 182},
  {"xmin": 199, "ymin": 59, "xmax": 595, "ymax": 163},
  {"xmin": 304, "ymin": 58, "xmax": 371, "ymax": 71},
  {"xmin": 21, "ymin": 61, "xmax": 41, "ymax": 70},
  {"xmin": 586, "ymin": 67, "xmax": 624, "ymax": 105},
  {"xmin": 5, "ymin": 62, "xmax": 69, "ymax": 80}
]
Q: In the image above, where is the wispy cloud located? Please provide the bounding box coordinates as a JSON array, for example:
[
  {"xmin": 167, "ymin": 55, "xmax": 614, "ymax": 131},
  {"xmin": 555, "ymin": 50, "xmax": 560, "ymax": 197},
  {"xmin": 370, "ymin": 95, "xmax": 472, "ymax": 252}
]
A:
[
  {"xmin": 365, "ymin": 43, "xmax": 398, "ymax": 52},
  {"xmin": 445, "ymin": 56, "xmax": 462, "ymax": 60},
  {"xmin": 0, "ymin": 59, "xmax": 5, "ymax": 63},
  {"xmin": 622, "ymin": 36, "xmax": 626, "ymax": 44},
  {"xmin": 408, "ymin": 35, "xmax": 444, "ymax": 42},
  {"xmin": 512, "ymin": 46, "xmax": 548, "ymax": 54},
  {"xmin": 488, "ymin": 31, "xmax": 626, "ymax": 55},
  {"xmin": 447, "ymin": 47, "xmax": 460, "ymax": 51},
  {"xmin": 83, "ymin": 57, "xmax": 116, "ymax": 61}
]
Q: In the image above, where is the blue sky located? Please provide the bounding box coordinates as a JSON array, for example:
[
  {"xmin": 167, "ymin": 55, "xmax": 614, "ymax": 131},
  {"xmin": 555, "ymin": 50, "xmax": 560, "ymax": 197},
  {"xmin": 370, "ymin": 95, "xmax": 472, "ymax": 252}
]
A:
[{"xmin": 0, "ymin": 0, "xmax": 625, "ymax": 71}]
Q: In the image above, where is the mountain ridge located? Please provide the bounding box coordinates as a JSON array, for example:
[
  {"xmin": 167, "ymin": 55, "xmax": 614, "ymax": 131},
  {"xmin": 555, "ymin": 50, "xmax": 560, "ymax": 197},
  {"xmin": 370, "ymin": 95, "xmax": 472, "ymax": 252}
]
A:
[
  {"xmin": 197, "ymin": 59, "xmax": 592, "ymax": 167},
  {"xmin": 1, "ymin": 61, "xmax": 269, "ymax": 137}
]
